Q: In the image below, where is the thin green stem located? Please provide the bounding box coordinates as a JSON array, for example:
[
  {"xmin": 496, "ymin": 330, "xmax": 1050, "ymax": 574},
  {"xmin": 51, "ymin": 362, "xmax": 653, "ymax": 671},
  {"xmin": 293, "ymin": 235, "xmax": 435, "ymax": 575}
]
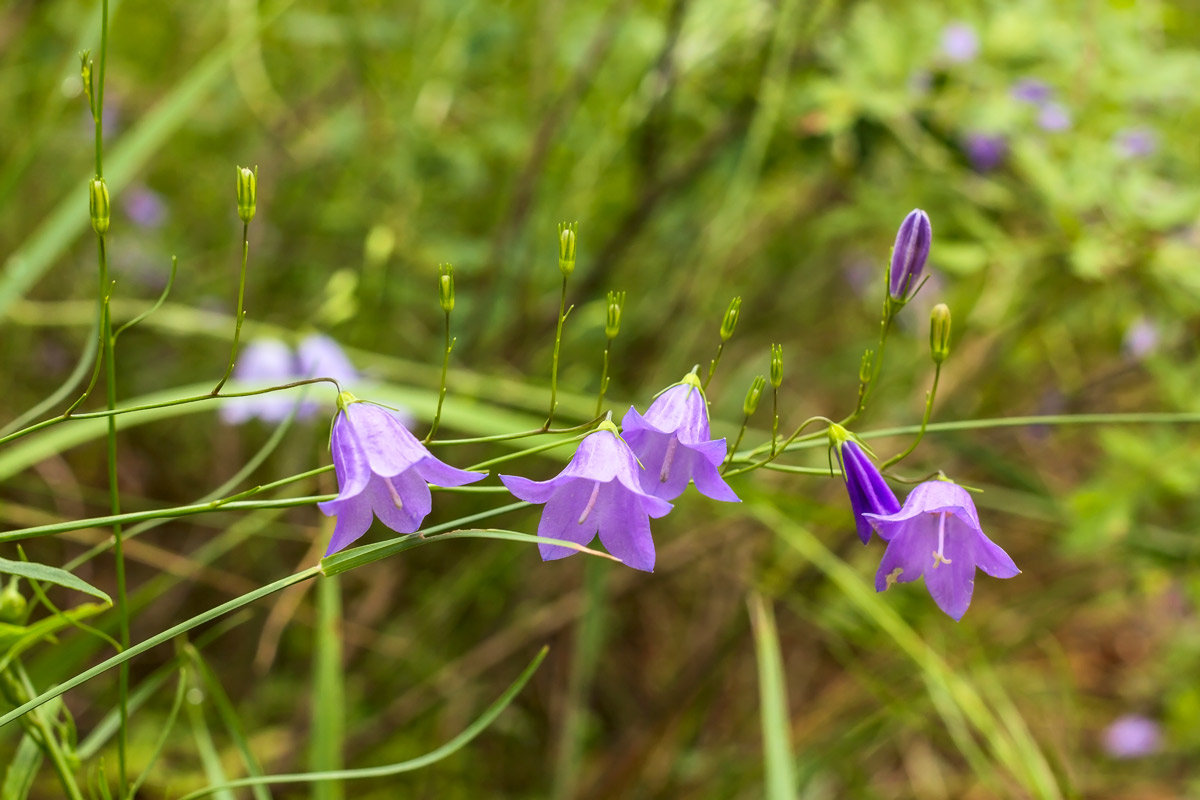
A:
[
  {"xmin": 595, "ymin": 340, "xmax": 612, "ymax": 418},
  {"xmin": 63, "ymin": 286, "xmax": 111, "ymax": 417},
  {"xmin": 213, "ymin": 221, "xmax": 251, "ymax": 394},
  {"xmin": 425, "ymin": 310, "xmax": 454, "ymax": 443},
  {"xmin": 1, "ymin": 669, "xmax": 85, "ymax": 800},
  {"xmin": 724, "ymin": 415, "xmax": 832, "ymax": 478},
  {"xmin": 430, "ymin": 417, "xmax": 601, "ymax": 447},
  {"xmin": 721, "ymin": 413, "xmax": 752, "ymax": 473},
  {"xmin": 546, "ymin": 276, "xmax": 570, "ymax": 427},
  {"xmin": 770, "ymin": 387, "xmax": 780, "ymax": 457},
  {"xmin": 880, "ymin": 363, "xmax": 941, "ymax": 470},
  {"xmin": 467, "ymin": 432, "xmax": 589, "ymax": 472},
  {"xmin": 704, "ymin": 342, "xmax": 725, "ymax": 391}
]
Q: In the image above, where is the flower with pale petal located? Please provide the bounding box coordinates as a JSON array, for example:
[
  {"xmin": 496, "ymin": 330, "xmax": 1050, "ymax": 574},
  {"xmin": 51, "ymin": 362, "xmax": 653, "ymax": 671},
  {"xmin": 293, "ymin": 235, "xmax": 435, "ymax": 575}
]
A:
[
  {"xmin": 621, "ymin": 373, "xmax": 739, "ymax": 503},
  {"xmin": 500, "ymin": 421, "xmax": 673, "ymax": 571},
  {"xmin": 319, "ymin": 393, "xmax": 485, "ymax": 555},
  {"xmin": 865, "ymin": 480, "xmax": 1018, "ymax": 620}
]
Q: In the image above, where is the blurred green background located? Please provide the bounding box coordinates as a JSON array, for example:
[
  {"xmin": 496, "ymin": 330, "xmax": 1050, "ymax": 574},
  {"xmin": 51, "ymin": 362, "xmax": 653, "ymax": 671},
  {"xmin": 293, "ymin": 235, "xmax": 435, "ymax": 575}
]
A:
[{"xmin": 3, "ymin": 0, "xmax": 1200, "ymax": 796}]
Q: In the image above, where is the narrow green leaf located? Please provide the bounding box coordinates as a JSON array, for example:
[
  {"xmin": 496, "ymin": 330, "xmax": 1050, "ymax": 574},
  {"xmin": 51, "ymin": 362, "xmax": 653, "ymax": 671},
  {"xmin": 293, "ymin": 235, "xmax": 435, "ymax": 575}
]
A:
[
  {"xmin": 0, "ymin": 558, "xmax": 111, "ymax": 605},
  {"xmin": 0, "ymin": 735, "xmax": 42, "ymax": 800},
  {"xmin": 748, "ymin": 591, "xmax": 797, "ymax": 800},
  {"xmin": 174, "ymin": 646, "xmax": 549, "ymax": 800}
]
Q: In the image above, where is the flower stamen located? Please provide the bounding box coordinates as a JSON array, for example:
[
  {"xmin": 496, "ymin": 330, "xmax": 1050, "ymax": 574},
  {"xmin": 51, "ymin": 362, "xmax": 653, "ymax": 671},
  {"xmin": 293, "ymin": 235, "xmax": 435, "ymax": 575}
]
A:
[
  {"xmin": 386, "ymin": 477, "xmax": 405, "ymax": 510},
  {"xmin": 659, "ymin": 437, "xmax": 679, "ymax": 483},
  {"xmin": 931, "ymin": 511, "xmax": 952, "ymax": 568},
  {"xmin": 578, "ymin": 482, "xmax": 601, "ymax": 525},
  {"xmin": 885, "ymin": 567, "xmax": 903, "ymax": 588}
]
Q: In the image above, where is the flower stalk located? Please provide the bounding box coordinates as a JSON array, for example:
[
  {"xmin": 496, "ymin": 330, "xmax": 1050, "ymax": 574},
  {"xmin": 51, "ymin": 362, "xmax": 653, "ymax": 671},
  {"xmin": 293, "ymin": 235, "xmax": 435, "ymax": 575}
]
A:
[{"xmin": 426, "ymin": 263, "xmax": 456, "ymax": 443}]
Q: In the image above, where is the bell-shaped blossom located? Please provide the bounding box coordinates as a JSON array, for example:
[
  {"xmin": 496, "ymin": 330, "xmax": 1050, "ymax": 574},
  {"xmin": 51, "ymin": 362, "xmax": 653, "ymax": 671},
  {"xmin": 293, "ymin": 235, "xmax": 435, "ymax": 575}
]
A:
[
  {"xmin": 219, "ymin": 339, "xmax": 300, "ymax": 424},
  {"xmin": 835, "ymin": 434, "xmax": 899, "ymax": 544},
  {"xmin": 865, "ymin": 480, "xmax": 1019, "ymax": 620},
  {"xmin": 888, "ymin": 209, "xmax": 932, "ymax": 302},
  {"xmin": 620, "ymin": 374, "xmax": 739, "ymax": 503},
  {"xmin": 298, "ymin": 333, "xmax": 359, "ymax": 384},
  {"xmin": 319, "ymin": 394, "xmax": 485, "ymax": 555},
  {"xmin": 500, "ymin": 422, "xmax": 673, "ymax": 571},
  {"xmin": 963, "ymin": 132, "xmax": 1007, "ymax": 172},
  {"xmin": 1102, "ymin": 714, "xmax": 1162, "ymax": 759},
  {"xmin": 940, "ymin": 22, "xmax": 979, "ymax": 63}
]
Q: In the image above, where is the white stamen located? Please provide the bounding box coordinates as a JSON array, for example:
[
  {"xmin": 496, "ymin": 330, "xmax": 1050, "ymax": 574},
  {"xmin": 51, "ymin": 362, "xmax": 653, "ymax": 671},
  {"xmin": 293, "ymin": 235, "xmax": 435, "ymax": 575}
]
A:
[
  {"xmin": 885, "ymin": 567, "xmax": 903, "ymax": 588},
  {"xmin": 659, "ymin": 437, "xmax": 679, "ymax": 483},
  {"xmin": 931, "ymin": 511, "xmax": 952, "ymax": 568},
  {"xmin": 386, "ymin": 477, "xmax": 404, "ymax": 510},
  {"xmin": 578, "ymin": 482, "xmax": 601, "ymax": 525}
]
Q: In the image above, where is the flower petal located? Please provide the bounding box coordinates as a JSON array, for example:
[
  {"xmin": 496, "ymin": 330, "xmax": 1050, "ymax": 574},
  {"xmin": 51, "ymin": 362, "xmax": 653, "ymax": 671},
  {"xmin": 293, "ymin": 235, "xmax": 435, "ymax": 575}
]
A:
[
  {"xmin": 536, "ymin": 479, "xmax": 600, "ymax": 561},
  {"xmin": 344, "ymin": 403, "xmax": 426, "ymax": 477},
  {"xmin": 416, "ymin": 456, "xmax": 486, "ymax": 488},
  {"xmin": 322, "ymin": 496, "xmax": 375, "ymax": 555},
  {"xmin": 597, "ymin": 485, "xmax": 656, "ymax": 571},
  {"xmin": 368, "ymin": 470, "xmax": 432, "ymax": 534},
  {"xmin": 874, "ymin": 520, "xmax": 938, "ymax": 591},
  {"xmin": 639, "ymin": 383, "xmax": 711, "ymax": 444},
  {"xmin": 690, "ymin": 454, "xmax": 740, "ymax": 503},
  {"xmin": 923, "ymin": 546, "xmax": 976, "ymax": 621},
  {"xmin": 967, "ymin": 527, "xmax": 1020, "ymax": 579},
  {"xmin": 500, "ymin": 474, "xmax": 560, "ymax": 504},
  {"xmin": 327, "ymin": 412, "xmax": 371, "ymax": 501}
]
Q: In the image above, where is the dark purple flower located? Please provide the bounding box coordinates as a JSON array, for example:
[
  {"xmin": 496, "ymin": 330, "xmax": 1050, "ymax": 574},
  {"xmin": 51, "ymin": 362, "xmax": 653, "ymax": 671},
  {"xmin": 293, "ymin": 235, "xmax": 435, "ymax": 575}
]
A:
[
  {"xmin": 940, "ymin": 23, "xmax": 979, "ymax": 63},
  {"xmin": 219, "ymin": 339, "xmax": 300, "ymax": 424},
  {"xmin": 500, "ymin": 422, "xmax": 673, "ymax": 571},
  {"xmin": 1102, "ymin": 714, "xmax": 1162, "ymax": 759},
  {"xmin": 1011, "ymin": 78, "xmax": 1053, "ymax": 105},
  {"xmin": 963, "ymin": 132, "xmax": 1007, "ymax": 172},
  {"xmin": 888, "ymin": 209, "xmax": 932, "ymax": 302},
  {"xmin": 1037, "ymin": 102, "xmax": 1071, "ymax": 132},
  {"xmin": 865, "ymin": 480, "xmax": 1019, "ymax": 620},
  {"xmin": 1114, "ymin": 127, "xmax": 1158, "ymax": 159},
  {"xmin": 319, "ymin": 394, "xmax": 485, "ymax": 555},
  {"xmin": 835, "ymin": 433, "xmax": 899, "ymax": 544},
  {"xmin": 123, "ymin": 187, "xmax": 168, "ymax": 229},
  {"xmin": 621, "ymin": 374, "xmax": 739, "ymax": 503}
]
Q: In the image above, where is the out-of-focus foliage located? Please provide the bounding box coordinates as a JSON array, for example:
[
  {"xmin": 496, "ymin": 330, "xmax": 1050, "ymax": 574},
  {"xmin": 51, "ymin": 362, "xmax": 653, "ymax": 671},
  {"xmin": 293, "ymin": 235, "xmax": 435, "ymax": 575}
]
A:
[{"xmin": 3, "ymin": 0, "xmax": 1200, "ymax": 796}]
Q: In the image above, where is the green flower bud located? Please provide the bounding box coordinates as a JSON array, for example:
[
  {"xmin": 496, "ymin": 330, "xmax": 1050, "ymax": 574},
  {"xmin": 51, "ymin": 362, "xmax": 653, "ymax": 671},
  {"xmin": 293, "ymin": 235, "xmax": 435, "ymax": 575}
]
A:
[
  {"xmin": 605, "ymin": 290, "xmax": 625, "ymax": 340},
  {"xmin": 720, "ymin": 296, "xmax": 742, "ymax": 342},
  {"xmin": 930, "ymin": 303, "xmax": 952, "ymax": 364},
  {"xmin": 236, "ymin": 165, "xmax": 257, "ymax": 223},
  {"xmin": 437, "ymin": 263, "xmax": 455, "ymax": 313},
  {"xmin": 557, "ymin": 221, "xmax": 578, "ymax": 276},
  {"xmin": 79, "ymin": 51, "xmax": 95, "ymax": 116},
  {"xmin": 769, "ymin": 343, "xmax": 783, "ymax": 389},
  {"xmin": 0, "ymin": 580, "xmax": 27, "ymax": 624},
  {"xmin": 743, "ymin": 375, "xmax": 766, "ymax": 417},
  {"xmin": 859, "ymin": 349, "xmax": 873, "ymax": 384},
  {"xmin": 89, "ymin": 178, "xmax": 110, "ymax": 234}
]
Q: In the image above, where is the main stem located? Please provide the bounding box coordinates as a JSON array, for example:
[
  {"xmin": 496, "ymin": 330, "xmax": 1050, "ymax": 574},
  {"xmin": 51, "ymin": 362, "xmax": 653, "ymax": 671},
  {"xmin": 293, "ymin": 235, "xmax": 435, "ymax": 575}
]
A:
[
  {"xmin": 546, "ymin": 276, "xmax": 568, "ymax": 428},
  {"xmin": 213, "ymin": 222, "xmax": 250, "ymax": 394}
]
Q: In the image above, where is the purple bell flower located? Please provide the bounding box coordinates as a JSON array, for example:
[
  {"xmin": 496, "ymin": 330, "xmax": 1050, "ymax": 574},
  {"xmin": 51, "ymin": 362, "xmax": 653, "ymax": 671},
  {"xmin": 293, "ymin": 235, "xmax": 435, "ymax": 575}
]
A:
[
  {"xmin": 500, "ymin": 421, "xmax": 673, "ymax": 571},
  {"xmin": 1010, "ymin": 78, "xmax": 1053, "ymax": 105},
  {"xmin": 298, "ymin": 333, "xmax": 359, "ymax": 384},
  {"xmin": 888, "ymin": 209, "xmax": 932, "ymax": 302},
  {"xmin": 865, "ymin": 480, "xmax": 1019, "ymax": 620},
  {"xmin": 319, "ymin": 393, "xmax": 486, "ymax": 555},
  {"xmin": 1114, "ymin": 127, "xmax": 1158, "ymax": 159},
  {"xmin": 940, "ymin": 23, "xmax": 979, "ymax": 63},
  {"xmin": 1102, "ymin": 714, "xmax": 1162, "ymax": 759},
  {"xmin": 963, "ymin": 132, "xmax": 1007, "ymax": 172},
  {"xmin": 835, "ymin": 433, "xmax": 899, "ymax": 544},
  {"xmin": 219, "ymin": 339, "xmax": 301, "ymax": 425},
  {"xmin": 620, "ymin": 373, "xmax": 740, "ymax": 503},
  {"xmin": 1036, "ymin": 102, "xmax": 1071, "ymax": 132}
]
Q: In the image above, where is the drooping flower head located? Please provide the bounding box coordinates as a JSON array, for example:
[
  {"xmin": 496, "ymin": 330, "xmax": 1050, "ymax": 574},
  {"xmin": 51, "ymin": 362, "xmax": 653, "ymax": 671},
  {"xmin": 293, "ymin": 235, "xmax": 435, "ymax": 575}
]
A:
[
  {"xmin": 865, "ymin": 479, "xmax": 1019, "ymax": 620},
  {"xmin": 888, "ymin": 209, "xmax": 932, "ymax": 303},
  {"xmin": 621, "ymin": 372, "xmax": 739, "ymax": 503},
  {"xmin": 219, "ymin": 338, "xmax": 301, "ymax": 424},
  {"xmin": 829, "ymin": 424, "xmax": 899, "ymax": 544},
  {"xmin": 1102, "ymin": 714, "xmax": 1162, "ymax": 759},
  {"xmin": 500, "ymin": 420, "xmax": 673, "ymax": 571},
  {"xmin": 319, "ymin": 393, "xmax": 486, "ymax": 555}
]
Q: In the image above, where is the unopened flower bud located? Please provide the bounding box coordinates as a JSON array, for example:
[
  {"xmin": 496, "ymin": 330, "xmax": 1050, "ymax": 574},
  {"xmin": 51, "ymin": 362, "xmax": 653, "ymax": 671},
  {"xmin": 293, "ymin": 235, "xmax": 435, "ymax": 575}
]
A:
[
  {"xmin": 769, "ymin": 344, "xmax": 783, "ymax": 389},
  {"xmin": 89, "ymin": 178, "xmax": 110, "ymax": 234},
  {"xmin": 743, "ymin": 375, "xmax": 766, "ymax": 417},
  {"xmin": 0, "ymin": 580, "xmax": 26, "ymax": 624},
  {"xmin": 236, "ymin": 165, "xmax": 257, "ymax": 223},
  {"xmin": 79, "ymin": 52, "xmax": 95, "ymax": 115},
  {"xmin": 888, "ymin": 209, "xmax": 932, "ymax": 301},
  {"xmin": 557, "ymin": 221, "xmax": 577, "ymax": 276},
  {"xmin": 930, "ymin": 303, "xmax": 952, "ymax": 364},
  {"xmin": 720, "ymin": 296, "xmax": 742, "ymax": 342},
  {"xmin": 437, "ymin": 263, "xmax": 455, "ymax": 313},
  {"xmin": 605, "ymin": 290, "xmax": 625, "ymax": 340}
]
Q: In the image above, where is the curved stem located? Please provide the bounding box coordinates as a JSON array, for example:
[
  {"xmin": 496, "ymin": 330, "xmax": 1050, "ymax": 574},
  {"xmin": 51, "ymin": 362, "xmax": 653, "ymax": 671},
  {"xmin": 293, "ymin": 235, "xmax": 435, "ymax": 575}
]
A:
[
  {"xmin": 212, "ymin": 221, "xmax": 250, "ymax": 394},
  {"xmin": 880, "ymin": 363, "xmax": 941, "ymax": 470},
  {"xmin": 546, "ymin": 276, "xmax": 570, "ymax": 427},
  {"xmin": 425, "ymin": 310, "xmax": 453, "ymax": 443}
]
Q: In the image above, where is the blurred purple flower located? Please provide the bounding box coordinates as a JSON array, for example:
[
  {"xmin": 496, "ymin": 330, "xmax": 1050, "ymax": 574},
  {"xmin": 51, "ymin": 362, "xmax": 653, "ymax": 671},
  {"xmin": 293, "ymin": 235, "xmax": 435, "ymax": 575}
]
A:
[
  {"xmin": 964, "ymin": 132, "xmax": 1007, "ymax": 172},
  {"xmin": 621, "ymin": 373, "xmax": 739, "ymax": 503},
  {"xmin": 219, "ymin": 339, "xmax": 300, "ymax": 425},
  {"xmin": 889, "ymin": 209, "xmax": 932, "ymax": 302},
  {"xmin": 297, "ymin": 334, "xmax": 363, "ymax": 419},
  {"xmin": 1102, "ymin": 714, "xmax": 1162, "ymax": 759},
  {"xmin": 941, "ymin": 23, "xmax": 979, "ymax": 63},
  {"xmin": 1011, "ymin": 78, "xmax": 1053, "ymax": 105},
  {"xmin": 1037, "ymin": 102, "xmax": 1071, "ymax": 132},
  {"xmin": 123, "ymin": 187, "xmax": 167, "ymax": 229},
  {"xmin": 1114, "ymin": 127, "xmax": 1158, "ymax": 159},
  {"xmin": 501, "ymin": 422, "xmax": 673, "ymax": 571},
  {"xmin": 1123, "ymin": 317, "xmax": 1160, "ymax": 360},
  {"xmin": 835, "ymin": 433, "xmax": 899, "ymax": 544},
  {"xmin": 866, "ymin": 480, "xmax": 1019, "ymax": 620},
  {"xmin": 319, "ymin": 394, "xmax": 485, "ymax": 554}
]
